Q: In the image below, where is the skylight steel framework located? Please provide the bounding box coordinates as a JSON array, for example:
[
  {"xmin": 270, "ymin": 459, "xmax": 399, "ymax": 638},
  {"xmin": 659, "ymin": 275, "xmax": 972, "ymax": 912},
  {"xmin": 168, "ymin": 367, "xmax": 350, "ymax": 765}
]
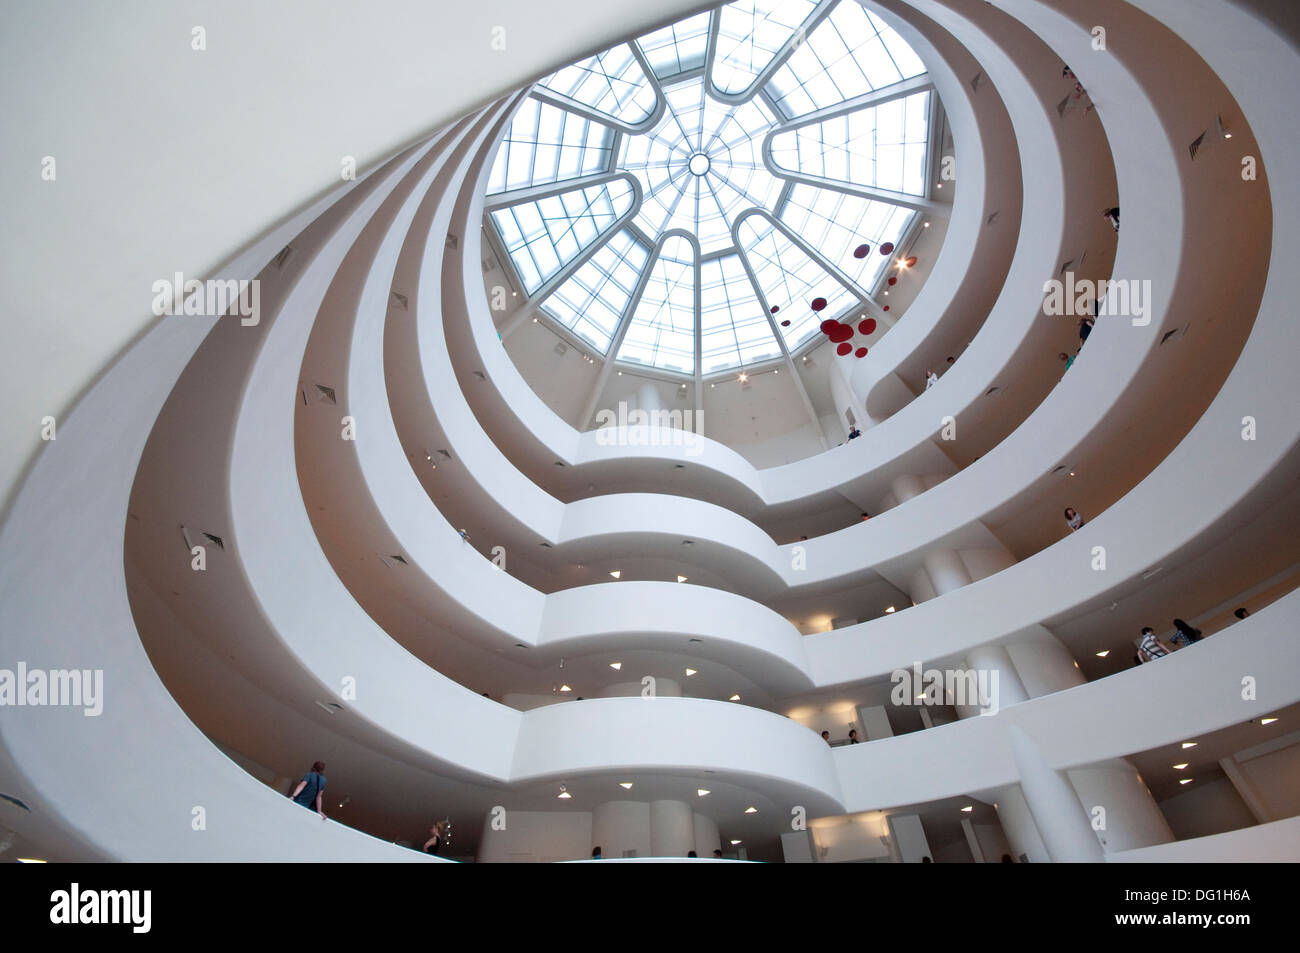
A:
[{"xmin": 486, "ymin": 0, "xmax": 943, "ymax": 385}]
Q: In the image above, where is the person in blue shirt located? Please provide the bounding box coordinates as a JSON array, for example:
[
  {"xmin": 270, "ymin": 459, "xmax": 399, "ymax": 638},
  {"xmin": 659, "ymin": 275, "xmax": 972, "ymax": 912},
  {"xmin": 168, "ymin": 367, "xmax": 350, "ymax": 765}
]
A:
[{"xmin": 289, "ymin": 761, "xmax": 328, "ymax": 819}]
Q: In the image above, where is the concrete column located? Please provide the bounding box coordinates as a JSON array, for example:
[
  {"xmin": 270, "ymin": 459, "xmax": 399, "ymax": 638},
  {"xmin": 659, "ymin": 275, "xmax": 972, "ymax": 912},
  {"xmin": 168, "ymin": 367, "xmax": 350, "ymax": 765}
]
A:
[
  {"xmin": 693, "ymin": 812, "xmax": 721, "ymax": 858},
  {"xmin": 1008, "ymin": 726, "xmax": 1103, "ymax": 862},
  {"xmin": 592, "ymin": 800, "xmax": 650, "ymax": 859},
  {"xmin": 924, "ymin": 547, "xmax": 972, "ymax": 595},
  {"xmin": 887, "ymin": 813, "xmax": 933, "ymax": 862},
  {"xmin": 959, "ymin": 643, "xmax": 1029, "ymax": 716},
  {"xmin": 1067, "ymin": 759, "xmax": 1175, "ymax": 853},
  {"xmin": 1007, "ymin": 625, "xmax": 1087, "ymax": 698},
  {"xmin": 991, "ymin": 784, "xmax": 1050, "ymax": 862},
  {"xmin": 649, "ymin": 799, "xmax": 694, "ymax": 857},
  {"xmin": 891, "ymin": 473, "xmax": 927, "ymax": 504}
]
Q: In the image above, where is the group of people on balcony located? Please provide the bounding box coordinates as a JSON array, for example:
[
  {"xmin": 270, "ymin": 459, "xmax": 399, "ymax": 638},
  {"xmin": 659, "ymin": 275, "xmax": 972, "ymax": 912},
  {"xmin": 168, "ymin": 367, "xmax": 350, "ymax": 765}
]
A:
[{"xmin": 1136, "ymin": 610, "xmax": 1248, "ymax": 663}]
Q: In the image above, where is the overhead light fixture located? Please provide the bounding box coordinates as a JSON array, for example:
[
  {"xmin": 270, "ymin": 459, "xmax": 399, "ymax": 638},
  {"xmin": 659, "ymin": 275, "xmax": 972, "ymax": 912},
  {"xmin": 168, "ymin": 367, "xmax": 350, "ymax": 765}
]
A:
[
  {"xmin": 1172, "ymin": 763, "xmax": 1189, "ymax": 770},
  {"xmin": 1261, "ymin": 717, "xmax": 1278, "ymax": 725},
  {"xmin": 559, "ymin": 684, "xmax": 572, "ymax": 693},
  {"xmin": 744, "ymin": 806, "xmax": 757, "ymax": 814},
  {"xmin": 961, "ymin": 805, "xmax": 973, "ymax": 812},
  {"xmin": 738, "ymin": 372, "xmax": 748, "ymax": 383},
  {"xmin": 619, "ymin": 782, "xmax": 634, "ymax": 790},
  {"xmin": 676, "ymin": 575, "xmax": 688, "ymax": 583},
  {"xmin": 16, "ymin": 858, "xmax": 47, "ymax": 864},
  {"xmin": 609, "ymin": 662, "xmax": 622, "ymax": 671},
  {"xmin": 684, "ymin": 668, "xmax": 697, "ymax": 677},
  {"xmin": 609, "ymin": 570, "xmax": 621, "ymax": 579},
  {"xmin": 617, "ymin": 370, "xmax": 622, "ymax": 375},
  {"xmin": 885, "ymin": 606, "xmax": 896, "ymax": 614},
  {"xmin": 532, "ymin": 316, "xmax": 538, "ymax": 322},
  {"xmin": 1182, "ymin": 741, "xmax": 1198, "ymax": 749},
  {"xmin": 697, "ymin": 789, "xmax": 710, "ymax": 797},
  {"xmin": 923, "ymin": 221, "xmax": 931, "ymax": 228},
  {"xmin": 729, "ymin": 694, "xmax": 741, "ymax": 702},
  {"xmin": 1179, "ymin": 779, "xmax": 1193, "ymax": 785},
  {"xmin": 1096, "ymin": 650, "xmax": 1110, "ymax": 658},
  {"xmin": 730, "ymin": 839, "xmax": 742, "ymax": 845},
  {"xmin": 557, "ymin": 786, "xmax": 571, "ymax": 799}
]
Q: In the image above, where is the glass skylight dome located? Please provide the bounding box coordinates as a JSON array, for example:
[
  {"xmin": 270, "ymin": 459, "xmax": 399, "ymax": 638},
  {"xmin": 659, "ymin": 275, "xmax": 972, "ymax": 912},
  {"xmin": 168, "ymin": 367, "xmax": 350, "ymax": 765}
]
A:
[{"xmin": 486, "ymin": 0, "xmax": 939, "ymax": 378}]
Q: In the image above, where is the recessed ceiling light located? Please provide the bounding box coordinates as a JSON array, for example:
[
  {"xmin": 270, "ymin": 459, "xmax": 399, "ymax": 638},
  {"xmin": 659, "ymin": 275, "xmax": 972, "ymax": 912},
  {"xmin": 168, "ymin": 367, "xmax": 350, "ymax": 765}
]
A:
[
  {"xmin": 697, "ymin": 789, "xmax": 710, "ymax": 797},
  {"xmin": 924, "ymin": 221, "xmax": 931, "ymax": 228},
  {"xmin": 16, "ymin": 858, "xmax": 47, "ymax": 863},
  {"xmin": 609, "ymin": 662, "xmax": 622, "ymax": 671},
  {"xmin": 532, "ymin": 317, "xmax": 538, "ymax": 322},
  {"xmin": 738, "ymin": 372, "xmax": 748, "ymax": 383},
  {"xmin": 557, "ymin": 786, "xmax": 571, "ymax": 799},
  {"xmin": 619, "ymin": 782, "xmax": 634, "ymax": 790},
  {"xmin": 730, "ymin": 839, "xmax": 742, "ymax": 845},
  {"xmin": 684, "ymin": 668, "xmax": 697, "ymax": 677},
  {"xmin": 1182, "ymin": 742, "xmax": 1198, "ymax": 749},
  {"xmin": 1179, "ymin": 779, "xmax": 1193, "ymax": 785},
  {"xmin": 676, "ymin": 575, "xmax": 688, "ymax": 583},
  {"xmin": 609, "ymin": 570, "xmax": 621, "ymax": 579},
  {"xmin": 1261, "ymin": 717, "xmax": 1278, "ymax": 725},
  {"xmin": 1172, "ymin": 763, "xmax": 1189, "ymax": 770},
  {"xmin": 961, "ymin": 805, "xmax": 973, "ymax": 812},
  {"xmin": 729, "ymin": 694, "xmax": 741, "ymax": 702},
  {"xmin": 885, "ymin": 606, "xmax": 896, "ymax": 614},
  {"xmin": 744, "ymin": 806, "xmax": 757, "ymax": 814},
  {"xmin": 559, "ymin": 684, "xmax": 572, "ymax": 693},
  {"xmin": 1096, "ymin": 650, "xmax": 1110, "ymax": 658}
]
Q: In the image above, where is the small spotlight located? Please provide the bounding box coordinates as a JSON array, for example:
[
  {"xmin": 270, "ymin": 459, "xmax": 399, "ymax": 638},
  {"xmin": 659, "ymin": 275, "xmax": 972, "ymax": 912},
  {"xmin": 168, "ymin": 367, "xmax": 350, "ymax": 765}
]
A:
[
  {"xmin": 744, "ymin": 806, "xmax": 757, "ymax": 814},
  {"xmin": 697, "ymin": 789, "xmax": 710, "ymax": 797},
  {"xmin": 729, "ymin": 694, "xmax": 741, "ymax": 701},
  {"xmin": 609, "ymin": 662, "xmax": 622, "ymax": 671},
  {"xmin": 620, "ymin": 782, "xmax": 634, "ymax": 790},
  {"xmin": 684, "ymin": 668, "xmax": 697, "ymax": 677},
  {"xmin": 1096, "ymin": 650, "xmax": 1110, "ymax": 658}
]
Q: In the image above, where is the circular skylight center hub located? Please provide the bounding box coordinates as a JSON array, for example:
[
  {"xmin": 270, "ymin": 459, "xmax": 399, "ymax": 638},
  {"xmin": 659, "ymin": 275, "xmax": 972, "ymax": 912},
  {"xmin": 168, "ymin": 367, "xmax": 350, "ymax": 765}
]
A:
[{"xmin": 687, "ymin": 152, "xmax": 711, "ymax": 177}]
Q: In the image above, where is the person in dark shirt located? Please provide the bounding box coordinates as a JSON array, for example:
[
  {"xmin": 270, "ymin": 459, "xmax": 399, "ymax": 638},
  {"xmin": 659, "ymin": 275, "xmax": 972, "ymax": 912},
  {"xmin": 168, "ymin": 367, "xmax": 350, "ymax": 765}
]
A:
[
  {"xmin": 847, "ymin": 426, "xmax": 862, "ymax": 440},
  {"xmin": 1170, "ymin": 618, "xmax": 1203, "ymax": 647},
  {"xmin": 848, "ymin": 729, "xmax": 860, "ymax": 744},
  {"xmin": 1234, "ymin": 607, "xmax": 1250, "ymax": 620},
  {"xmin": 289, "ymin": 761, "xmax": 327, "ymax": 819}
]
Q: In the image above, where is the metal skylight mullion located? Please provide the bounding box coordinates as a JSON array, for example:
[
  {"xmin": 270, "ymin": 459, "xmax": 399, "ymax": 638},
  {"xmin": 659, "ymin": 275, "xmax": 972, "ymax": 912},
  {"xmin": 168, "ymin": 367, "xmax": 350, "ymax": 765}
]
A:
[
  {"xmin": 499, "ymin": 177, "xmax": 644, "ymax": 339},
  {"xmin": 706, "ymin": 0, "xmax": 838, "ymax": 106},
  {"xmin": 577, "ymin": 230, "xmax": 691, "ymax": 427},
  {"xmin": 484, "ymin": 169, "xmax": 628, "ymax": 211},
  {"xmin": 753, "ymin": 207, "xmax": 881, "ymax": 314},
  {"xmin": 767, "ymin": 73, "xmax": 933, "ymax": 139},
  {"xmin": 727, "ymin": 218, "xmax": 829, "ymax": 447},
  {"xmin": 533, "ymin": 48, "xmax": 666, "ymax": 136}
]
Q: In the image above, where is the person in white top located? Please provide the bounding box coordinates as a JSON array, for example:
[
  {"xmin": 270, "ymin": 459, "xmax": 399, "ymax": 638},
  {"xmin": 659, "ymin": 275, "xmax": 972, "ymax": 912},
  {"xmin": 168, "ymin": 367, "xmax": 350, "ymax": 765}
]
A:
[
  {"xmin": 925, "ymin": 370, "xmax": 939, "ymax": 389},
  {"xmin": 1064, "ymin": 507, "xmax": 1084, "ymax": 531}
]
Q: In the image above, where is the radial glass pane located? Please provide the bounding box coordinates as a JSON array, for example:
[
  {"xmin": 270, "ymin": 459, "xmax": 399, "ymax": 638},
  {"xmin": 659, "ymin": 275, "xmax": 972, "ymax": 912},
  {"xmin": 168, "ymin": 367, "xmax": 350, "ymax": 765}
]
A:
[
  {"xmin": 637, "ymin": 12, "xmax": 712, "ymax": 79},
  {"xmin": 737, "ymin": 214, "xmax": 859, "ymax": 349},
  {"xmin": 491, "ymin": 179, "xmax": 636, "ymax": 293},
  {"xmin": 711, "ymin": 0, "xmax": 819, "ymax": 95},
  {"xmin": 769, "ymin": 90, "xmax": 931, "ymax": 194},
  {"xmin": 540, "ymin": 229, "xmax": 649, "ymax": 351},
  {"xmin": 538, "ymin": 44, "xmax": 659, "ymax": 126},
  {"xmin": 779, "ymin": 185, "xmax": 914, "ymax": 293},
  {"xmin": 699, "ymin": 255, "xmax": 782, "ymax": 373},
  {"xmin": 487, "ymin": 98, "xmax": 614, "ymax": 194},
  {"xmin": 766, "ymin": 1, "xmax": 928, "ymax": 119},
  {"xmin": 616, "ymin": 236, "xmax": 697, "ymax": 373}
]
